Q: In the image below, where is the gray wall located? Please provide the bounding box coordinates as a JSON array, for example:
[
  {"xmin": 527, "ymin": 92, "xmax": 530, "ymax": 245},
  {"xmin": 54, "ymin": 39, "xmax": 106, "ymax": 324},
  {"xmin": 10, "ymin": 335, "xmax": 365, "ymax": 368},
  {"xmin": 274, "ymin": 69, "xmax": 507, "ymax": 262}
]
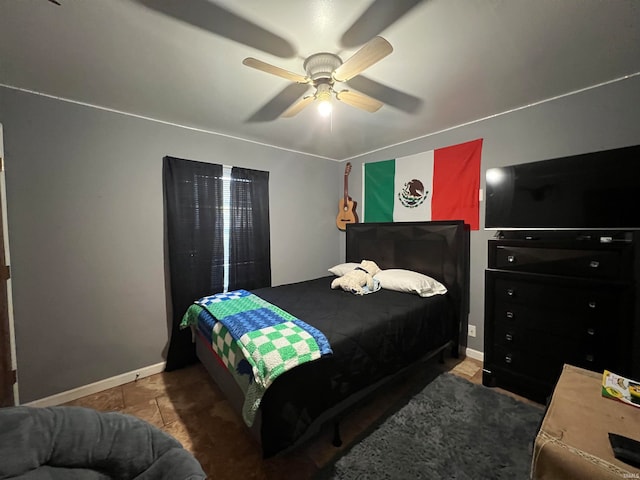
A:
[
  {"xmin": 0, "ymin": 87, "xmax": 342, "ymax": 403},
  {"xmin": 346, "ymin": 75, "xmax": 640, "ymax": 352}
]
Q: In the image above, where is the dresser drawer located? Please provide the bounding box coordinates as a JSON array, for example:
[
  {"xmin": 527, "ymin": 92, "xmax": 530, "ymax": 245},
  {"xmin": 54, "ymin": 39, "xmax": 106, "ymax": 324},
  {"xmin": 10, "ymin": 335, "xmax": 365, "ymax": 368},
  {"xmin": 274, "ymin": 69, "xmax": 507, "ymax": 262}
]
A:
[
  {"xmin": 493, "ymin": 245, "xmax": 624, "ymax": 279},
  {"xmin": 492, "ymin": 302, "xmax": 608, "ymax": 346},
  {"xmin": 493, "ymin": 320, "xmax": 597, "ymax": 354},
  {"xmin": 492, "ymin": 276, "xmax": 627, "ymax": 317},
  {"xmin": 492, "ymin": 346, "xmax": 565, "ymax": 384},
  {"xmin": 492, "ymin": 345, "xmax": 606, "ymax": 384}
]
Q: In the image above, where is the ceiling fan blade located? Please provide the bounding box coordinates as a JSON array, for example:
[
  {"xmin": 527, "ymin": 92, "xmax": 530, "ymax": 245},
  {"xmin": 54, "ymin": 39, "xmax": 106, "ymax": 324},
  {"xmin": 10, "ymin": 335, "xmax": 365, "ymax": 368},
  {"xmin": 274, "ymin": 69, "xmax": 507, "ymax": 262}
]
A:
[
  {"xmin": 242, "ymin": 58, "xmax": 309, "ymax": 84},
  {"xmin": 332, "ymin": 36, "xmax": 393, "ymax": 82},
  {"xmin": 336, "ymin": 90, "xmax": 384, "ymax": 113},
  {"xmin": 137, "ymin": 0, "xmax": 296, "ymax": 58},
  {"xmin": 340, "ymin": 0, "xmax": 425, "ymax": 48},
  {"xmin": 246, "ymin": 84, "xmax": 311, "ymax": 122},
  {"xmin": 347, "ymin": 76, "xmax": 423, "ymax": 113},
  {"xmin": 281, "ymin": 96, "xmax": 315, "ymax": 118}
]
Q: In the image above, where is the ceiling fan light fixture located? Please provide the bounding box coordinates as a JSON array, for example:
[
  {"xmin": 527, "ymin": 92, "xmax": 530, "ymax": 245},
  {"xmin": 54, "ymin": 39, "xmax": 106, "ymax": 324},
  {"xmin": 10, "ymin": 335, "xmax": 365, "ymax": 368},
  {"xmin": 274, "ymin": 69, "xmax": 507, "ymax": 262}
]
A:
[
  {"xmin": 318, "ymin": 99, "xmax": 332, "ymax": 117},
  {"xmin": 315, "ymin": 83, "xmax": 333, "ymax": 117}
]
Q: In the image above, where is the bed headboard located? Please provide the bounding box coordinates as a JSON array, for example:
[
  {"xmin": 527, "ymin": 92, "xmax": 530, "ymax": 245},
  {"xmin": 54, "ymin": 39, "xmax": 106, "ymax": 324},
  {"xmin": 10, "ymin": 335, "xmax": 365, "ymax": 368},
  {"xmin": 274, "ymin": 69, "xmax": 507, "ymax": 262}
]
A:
[{"xmin": 345, "ymin": 221, "xmax": 470, "ymax": 354}]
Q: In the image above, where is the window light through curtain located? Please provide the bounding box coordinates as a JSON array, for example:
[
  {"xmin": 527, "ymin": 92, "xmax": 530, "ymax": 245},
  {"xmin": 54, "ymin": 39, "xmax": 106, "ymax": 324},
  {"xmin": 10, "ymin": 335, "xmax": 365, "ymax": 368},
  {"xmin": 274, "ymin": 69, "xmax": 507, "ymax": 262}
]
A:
[
  {"xmin": 163, "ymin": 157, "xmax": 271, "ymax": 370},
  {"xmin": 222, "ymin": 165, "xmax": 231, "ymax": 292}
]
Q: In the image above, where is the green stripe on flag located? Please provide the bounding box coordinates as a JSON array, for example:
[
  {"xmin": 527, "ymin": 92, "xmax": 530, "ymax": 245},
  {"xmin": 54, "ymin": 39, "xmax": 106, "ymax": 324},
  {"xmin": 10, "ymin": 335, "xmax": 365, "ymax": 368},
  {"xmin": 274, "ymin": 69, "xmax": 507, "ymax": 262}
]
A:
[{"xmin": 364, "ymin": 159, "xmax": 395, "ymax": 222}]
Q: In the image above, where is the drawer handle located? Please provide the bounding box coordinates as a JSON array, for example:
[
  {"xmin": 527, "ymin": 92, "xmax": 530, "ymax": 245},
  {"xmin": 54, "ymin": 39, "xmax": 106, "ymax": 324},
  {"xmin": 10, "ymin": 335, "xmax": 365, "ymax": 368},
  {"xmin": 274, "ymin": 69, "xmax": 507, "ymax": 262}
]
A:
[
  {"xmin": 505, "ymin": 333, "xmax": 513, "ymax": 342},
  {"xmin": 585, "ymin": 354, "xmax": 594, "ymax": 363},
  {"xmin": 507, "ymin": 255, "xmax": 516, "ymax": 263},
  {"xmin": 587, "ymin": 327, "xmax": 595, "ymax": 336},
  {"xmin": 588, "ymin": 301, "xmax": 597, "ymax": 309},
  {"xmin": 506, "ymin": 311, "xmax": 514, "ymax": 319},
  {"xmin": 506, "ymin": 288, "xmax": 515, "ymax": 297},
  {"xmin": 504, "ymin": 354, "xmax": 513, "ymax": 364},
  {"xmin": 589, "ymin": 260, "xmax": 600, "ymax": 268}
]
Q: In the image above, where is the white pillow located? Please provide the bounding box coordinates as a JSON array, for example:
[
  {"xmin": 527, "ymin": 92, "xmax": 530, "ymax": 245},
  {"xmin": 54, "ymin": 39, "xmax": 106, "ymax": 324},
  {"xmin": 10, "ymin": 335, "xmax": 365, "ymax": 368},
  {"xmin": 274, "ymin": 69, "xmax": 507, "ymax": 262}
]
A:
[
  {"xmin": 328, "ymin": 262, "xmax": 360, "ymax": 276},
  {"xmin": 375, "ymin": 269, "xmax": 447, "ymax": 297}
]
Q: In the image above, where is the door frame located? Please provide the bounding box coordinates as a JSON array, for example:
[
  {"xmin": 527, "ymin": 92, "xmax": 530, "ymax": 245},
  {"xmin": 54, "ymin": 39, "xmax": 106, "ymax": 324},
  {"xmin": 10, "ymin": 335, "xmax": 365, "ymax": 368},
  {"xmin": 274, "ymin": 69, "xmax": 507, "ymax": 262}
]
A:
[{"xmin": 0, "ymin": 123, "xmax": 17, "ymax": 406}]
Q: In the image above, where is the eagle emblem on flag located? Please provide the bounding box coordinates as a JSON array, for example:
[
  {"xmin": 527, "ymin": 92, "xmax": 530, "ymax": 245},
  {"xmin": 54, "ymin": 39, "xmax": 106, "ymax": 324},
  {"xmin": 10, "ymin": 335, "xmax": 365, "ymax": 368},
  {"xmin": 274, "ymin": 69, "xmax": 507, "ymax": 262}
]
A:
[{"xmin": 398, "ymin": 179, "xmax": 427, "ymax": 208}]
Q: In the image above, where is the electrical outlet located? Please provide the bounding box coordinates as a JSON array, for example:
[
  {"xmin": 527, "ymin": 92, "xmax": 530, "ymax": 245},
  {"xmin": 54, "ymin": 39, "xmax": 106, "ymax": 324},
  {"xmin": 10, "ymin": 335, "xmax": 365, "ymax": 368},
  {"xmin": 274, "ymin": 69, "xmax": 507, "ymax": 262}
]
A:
[{"xmin": 468, "ymin": 325, "xmax": 477, "ymax": 338}]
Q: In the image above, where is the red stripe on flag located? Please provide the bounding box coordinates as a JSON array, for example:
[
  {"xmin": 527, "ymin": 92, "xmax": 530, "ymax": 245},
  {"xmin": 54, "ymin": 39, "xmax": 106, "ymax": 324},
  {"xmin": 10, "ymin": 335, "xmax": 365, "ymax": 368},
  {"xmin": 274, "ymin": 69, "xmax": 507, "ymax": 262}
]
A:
[{"xmin": 432, "ymin": 139, "xmax": 483, "ymax": 230}]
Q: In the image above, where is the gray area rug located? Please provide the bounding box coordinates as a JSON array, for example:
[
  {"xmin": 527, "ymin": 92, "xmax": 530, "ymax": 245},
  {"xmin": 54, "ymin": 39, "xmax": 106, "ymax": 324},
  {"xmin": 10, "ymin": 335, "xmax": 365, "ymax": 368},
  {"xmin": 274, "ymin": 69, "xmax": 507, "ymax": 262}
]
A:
[{"xmin": 327, "ymin": 373, "xmax": 544, "ymax": 480}]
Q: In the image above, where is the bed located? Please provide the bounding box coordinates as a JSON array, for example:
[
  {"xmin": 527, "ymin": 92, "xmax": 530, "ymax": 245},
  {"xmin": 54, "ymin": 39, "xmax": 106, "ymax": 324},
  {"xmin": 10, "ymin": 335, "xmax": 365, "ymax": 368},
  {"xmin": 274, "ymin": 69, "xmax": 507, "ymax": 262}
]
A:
[{"xmin": 189, "ymin": 221, "xmax": 469, "ymax": 457}]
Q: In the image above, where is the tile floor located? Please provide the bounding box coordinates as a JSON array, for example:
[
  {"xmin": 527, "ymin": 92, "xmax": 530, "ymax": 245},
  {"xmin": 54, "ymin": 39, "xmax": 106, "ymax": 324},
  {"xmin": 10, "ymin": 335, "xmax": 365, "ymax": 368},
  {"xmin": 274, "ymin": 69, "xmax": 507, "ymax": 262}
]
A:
[{"xmin": 64, "ymin": 355, "xmax": 537, "ymax": 479}]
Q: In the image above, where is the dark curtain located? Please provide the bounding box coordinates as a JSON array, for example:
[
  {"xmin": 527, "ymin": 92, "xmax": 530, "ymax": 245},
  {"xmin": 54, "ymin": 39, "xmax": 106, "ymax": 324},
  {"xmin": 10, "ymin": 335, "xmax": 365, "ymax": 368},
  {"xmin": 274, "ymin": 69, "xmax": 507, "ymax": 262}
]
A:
[
  {"xmin": 228, "ymin": 167, "xmax": 271, "ymax": 291},
  {"xmin": 163, "ymin": 156, "xmax": 224, "ymax": 371}
]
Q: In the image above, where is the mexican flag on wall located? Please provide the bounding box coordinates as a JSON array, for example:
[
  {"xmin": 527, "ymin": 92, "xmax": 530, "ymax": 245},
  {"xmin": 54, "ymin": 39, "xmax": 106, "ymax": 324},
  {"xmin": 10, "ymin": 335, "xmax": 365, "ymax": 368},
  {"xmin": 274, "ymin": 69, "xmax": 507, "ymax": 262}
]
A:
[{"xmin": 363, "ymin": 138, "xmax": 483, "ymax": 230}]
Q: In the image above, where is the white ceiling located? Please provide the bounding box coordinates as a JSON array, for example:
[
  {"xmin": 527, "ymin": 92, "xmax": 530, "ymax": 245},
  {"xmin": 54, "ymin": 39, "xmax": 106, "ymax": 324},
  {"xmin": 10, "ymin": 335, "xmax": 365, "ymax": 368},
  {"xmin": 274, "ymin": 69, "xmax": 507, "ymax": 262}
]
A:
[{"xmin": 1, "ymin": 0, "xmax": 639, "ymax": 161}]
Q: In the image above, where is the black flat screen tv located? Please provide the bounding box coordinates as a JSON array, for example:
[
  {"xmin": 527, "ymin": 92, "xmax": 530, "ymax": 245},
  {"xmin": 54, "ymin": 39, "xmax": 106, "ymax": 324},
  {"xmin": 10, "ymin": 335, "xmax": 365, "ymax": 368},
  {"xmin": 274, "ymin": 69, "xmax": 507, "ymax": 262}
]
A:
[{"xmin": 485, "ymin": 144, "xmax": 640, "ymax": 230}]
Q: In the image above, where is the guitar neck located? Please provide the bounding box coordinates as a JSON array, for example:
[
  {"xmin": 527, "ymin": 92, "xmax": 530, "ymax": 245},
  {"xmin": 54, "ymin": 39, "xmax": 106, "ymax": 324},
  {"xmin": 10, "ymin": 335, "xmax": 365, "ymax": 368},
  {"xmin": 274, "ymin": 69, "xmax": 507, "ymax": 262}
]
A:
[{"xmin": 343, "ymin": 173, "xmax": 349, "ymax": 203}]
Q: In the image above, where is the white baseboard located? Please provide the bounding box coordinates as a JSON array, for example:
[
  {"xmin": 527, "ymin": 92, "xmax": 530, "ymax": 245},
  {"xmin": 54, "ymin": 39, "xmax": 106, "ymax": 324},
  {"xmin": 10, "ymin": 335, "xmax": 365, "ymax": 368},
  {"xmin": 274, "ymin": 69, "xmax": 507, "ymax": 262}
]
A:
[
  {"xmin": 23, "ymin": 362, "xmax": 166, "ymax": 408},
  {"xmin": 23, "ymin": 348, "xmax": 483, "ymax": 407},
  {"xmin": 465, "ymin": 347, "xmax": 484, "ymax": 362}
]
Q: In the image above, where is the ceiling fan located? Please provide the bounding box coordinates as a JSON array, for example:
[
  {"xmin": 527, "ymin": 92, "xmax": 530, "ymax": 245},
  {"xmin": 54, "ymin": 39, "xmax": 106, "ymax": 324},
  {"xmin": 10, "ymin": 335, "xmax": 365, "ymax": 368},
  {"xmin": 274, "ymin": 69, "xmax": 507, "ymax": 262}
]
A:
[
  {"xmin": 242, "ymin": 36, "xmax": 393, "ymax": 118},
  {"xmin": 138, "ymin": 0, "xmax": 424, "ymax": 120}
]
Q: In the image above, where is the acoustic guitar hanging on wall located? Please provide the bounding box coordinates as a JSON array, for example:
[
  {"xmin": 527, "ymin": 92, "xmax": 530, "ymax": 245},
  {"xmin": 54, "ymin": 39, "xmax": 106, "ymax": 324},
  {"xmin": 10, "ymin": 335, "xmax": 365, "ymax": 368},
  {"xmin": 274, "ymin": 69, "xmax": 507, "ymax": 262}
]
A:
[{"xmin": 336, "ymin": 162, "xmax": 358, "ymax": 231}]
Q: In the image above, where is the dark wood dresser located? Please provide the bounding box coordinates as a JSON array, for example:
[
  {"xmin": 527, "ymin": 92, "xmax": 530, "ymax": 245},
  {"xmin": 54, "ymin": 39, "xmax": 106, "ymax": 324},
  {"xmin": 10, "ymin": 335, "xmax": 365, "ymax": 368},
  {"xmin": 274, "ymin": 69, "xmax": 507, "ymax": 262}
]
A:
[{"xmin": 482, "ymin": 231, "xmax": 640, "ymax": 403}]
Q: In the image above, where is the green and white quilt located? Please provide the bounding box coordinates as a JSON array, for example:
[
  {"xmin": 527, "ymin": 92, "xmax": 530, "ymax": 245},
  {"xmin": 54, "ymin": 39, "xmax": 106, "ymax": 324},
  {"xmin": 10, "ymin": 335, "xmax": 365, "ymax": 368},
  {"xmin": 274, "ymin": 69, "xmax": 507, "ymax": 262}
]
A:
[{"xmin": 181, "ymin": 289, "xmax": 332, "ymax": 425}]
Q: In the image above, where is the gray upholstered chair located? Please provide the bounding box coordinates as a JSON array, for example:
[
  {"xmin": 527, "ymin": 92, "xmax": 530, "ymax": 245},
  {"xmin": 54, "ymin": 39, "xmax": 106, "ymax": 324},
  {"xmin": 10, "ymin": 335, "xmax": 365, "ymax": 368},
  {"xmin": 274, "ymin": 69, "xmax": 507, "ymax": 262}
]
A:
[{"xmin": 0, "ymin": 406, "xmax": 206, "ymax": 479}]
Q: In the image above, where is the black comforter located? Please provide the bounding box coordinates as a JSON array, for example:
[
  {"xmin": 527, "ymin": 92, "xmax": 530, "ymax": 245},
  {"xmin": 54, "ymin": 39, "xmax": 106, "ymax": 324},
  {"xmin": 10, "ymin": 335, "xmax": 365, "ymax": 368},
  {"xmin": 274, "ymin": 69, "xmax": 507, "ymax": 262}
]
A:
[{"xmin": 248, "ymin": 276, "xmax": 452, "ymax": 456}]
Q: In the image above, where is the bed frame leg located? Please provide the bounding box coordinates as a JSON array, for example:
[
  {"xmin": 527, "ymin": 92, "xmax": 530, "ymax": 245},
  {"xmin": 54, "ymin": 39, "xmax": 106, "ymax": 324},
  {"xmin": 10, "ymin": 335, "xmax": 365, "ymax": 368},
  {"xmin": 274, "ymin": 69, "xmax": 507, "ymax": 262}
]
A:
[{"xmin": 332, "ymin": 421, "xmax": 343, "ymax": 447}]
